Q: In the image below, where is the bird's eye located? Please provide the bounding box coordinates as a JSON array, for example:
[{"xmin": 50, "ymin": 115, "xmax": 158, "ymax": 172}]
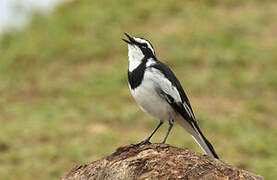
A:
[{"xmin": 141, "ymin": 43, "xmax": 147, "ymax": 48}]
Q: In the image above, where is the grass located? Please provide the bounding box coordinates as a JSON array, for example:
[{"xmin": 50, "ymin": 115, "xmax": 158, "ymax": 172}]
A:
[{"xmin": 0, "ymin": 0, "xmax": 277, "ymax": 179}]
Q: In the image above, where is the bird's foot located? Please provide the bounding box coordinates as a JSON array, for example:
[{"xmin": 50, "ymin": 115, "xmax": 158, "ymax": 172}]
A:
[{"xmin": 132, "ymin": 139, "xmax": 151, "ymax": 146}]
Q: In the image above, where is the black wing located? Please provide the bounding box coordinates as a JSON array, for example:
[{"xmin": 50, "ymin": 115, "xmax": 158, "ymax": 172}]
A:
[
  {"xmin": 150, "ymin": 60, "xmax": 195, "ymax": 117},
  {"xmin": 151, "ymin": 61, "xmax": 219, "ymax": 159}
]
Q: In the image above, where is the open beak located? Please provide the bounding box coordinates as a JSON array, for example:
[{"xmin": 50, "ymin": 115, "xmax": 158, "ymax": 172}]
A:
[{"xmin": 122, "ymin": 32, "xmax": 134, "ymax": 44}]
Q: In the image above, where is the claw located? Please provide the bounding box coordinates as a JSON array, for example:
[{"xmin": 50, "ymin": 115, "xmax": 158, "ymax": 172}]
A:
[{"xmin": 132, "ymin": 139, "xmax": 151, "ymax": 146}]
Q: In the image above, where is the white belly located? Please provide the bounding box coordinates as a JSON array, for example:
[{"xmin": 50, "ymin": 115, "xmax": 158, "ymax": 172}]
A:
[{"xmin": 129, "ymin": 80, "xmax": 173, "ymax": 122}]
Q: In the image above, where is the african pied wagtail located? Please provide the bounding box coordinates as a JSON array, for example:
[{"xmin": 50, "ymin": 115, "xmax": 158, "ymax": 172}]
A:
[{"xmin": 122, "ymin": 33, "xmax": 219, "ymax": 159}]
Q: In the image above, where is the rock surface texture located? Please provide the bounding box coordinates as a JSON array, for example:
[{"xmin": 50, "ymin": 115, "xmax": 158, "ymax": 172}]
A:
[{"xmin": 62, "ymin": 143, "xmax": 264, "ymax": 180}]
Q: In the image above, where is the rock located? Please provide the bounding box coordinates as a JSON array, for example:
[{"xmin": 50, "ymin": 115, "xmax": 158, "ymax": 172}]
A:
[{"xmin": 62, "ymin": 143, "xmax": 264, "ymax": 180}]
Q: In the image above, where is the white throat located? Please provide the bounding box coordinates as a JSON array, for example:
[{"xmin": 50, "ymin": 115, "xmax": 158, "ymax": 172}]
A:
[{"xmin": 128, "ymin": 44, "xmax": 144, "ymax": 72}]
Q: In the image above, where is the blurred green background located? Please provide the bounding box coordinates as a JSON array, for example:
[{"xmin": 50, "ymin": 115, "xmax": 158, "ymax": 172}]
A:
[{"xmin": 0, "ymin": 0, "xmax": 276, "ymax": 179}]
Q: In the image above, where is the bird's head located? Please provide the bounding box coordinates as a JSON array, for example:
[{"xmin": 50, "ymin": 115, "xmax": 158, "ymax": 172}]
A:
[{"xmin": 122, "ymin": 33, "xmax": 156, "ymax": 63}]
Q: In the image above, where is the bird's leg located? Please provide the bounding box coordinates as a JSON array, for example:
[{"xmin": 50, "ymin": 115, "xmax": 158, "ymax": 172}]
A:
[
  {"xmin": 162, "ymin": 119, "xmax": 174, "ymax": 144},
  {"xmin": 132, "ymin": 121, "xmax": 164, "ymax": 146}
]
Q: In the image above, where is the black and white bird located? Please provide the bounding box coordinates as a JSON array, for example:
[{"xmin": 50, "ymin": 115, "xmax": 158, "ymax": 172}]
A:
[{"xmin": 122, "ymin": 33, "xmax": 219, "ymax": 159}]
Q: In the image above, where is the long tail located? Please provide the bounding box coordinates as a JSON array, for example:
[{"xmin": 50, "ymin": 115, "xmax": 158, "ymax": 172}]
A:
[{"xmin": 177, "ymin": 118, "xmax": 219, "ymax": 159}]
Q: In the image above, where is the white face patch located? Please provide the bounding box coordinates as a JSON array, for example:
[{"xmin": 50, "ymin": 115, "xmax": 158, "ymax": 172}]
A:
[
  {"xmin": 127, "ymin": 44, "xmax": 144, "ymax": 72},
  {"xmin": 126, "ymin": 36, "xmax": 156, "ymax": 72}
]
